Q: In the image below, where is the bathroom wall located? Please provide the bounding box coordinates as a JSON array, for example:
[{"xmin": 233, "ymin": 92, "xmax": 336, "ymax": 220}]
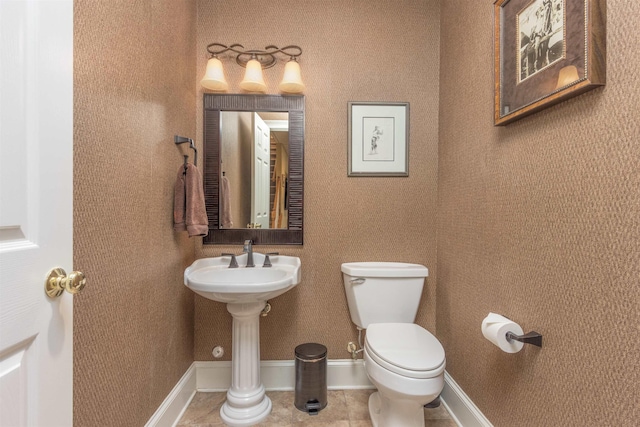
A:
[
  {"xmin": 438, "ymin": 1, "xmax": 639, "ymax": 426},
  {"xmin": 195, "ymin": 0, "xmax": 441, "ymax": 360},
  {"xmin": 73, "ymin": 0, "xmax": 197, "ymax": 426}
]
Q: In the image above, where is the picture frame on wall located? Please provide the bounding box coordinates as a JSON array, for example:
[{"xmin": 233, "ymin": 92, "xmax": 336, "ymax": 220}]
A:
[
  {"xmin": 348, "ymin": 102, "xmax": 409, "ymax": 177},
  {"xmin": 494, "ymin": 0, "xmax": 606, "ymax": 126}
]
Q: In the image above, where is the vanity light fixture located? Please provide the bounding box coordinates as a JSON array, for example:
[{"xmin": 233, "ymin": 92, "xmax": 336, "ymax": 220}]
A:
[{"xmin": 200, "ymin": 43, "xmax": 304, "ymax": 94}]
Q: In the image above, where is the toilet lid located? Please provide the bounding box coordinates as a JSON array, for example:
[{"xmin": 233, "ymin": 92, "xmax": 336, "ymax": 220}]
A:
[{"xmin": 366, "ymin": 323, "xmax": 445, "ymax": 375}]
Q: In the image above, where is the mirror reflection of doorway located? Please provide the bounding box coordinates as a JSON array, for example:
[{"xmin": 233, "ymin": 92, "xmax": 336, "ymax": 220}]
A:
[
  {"xmin": 219, "ymin": 111, "xmax": 289, "ymax": 230},
  {"xmin": 270, "ymin": 129, "xmax": 288, "ymax": 229},
  {"xmin": 251, "ymin": 113, "xmax": 270, "ymax": 229}
]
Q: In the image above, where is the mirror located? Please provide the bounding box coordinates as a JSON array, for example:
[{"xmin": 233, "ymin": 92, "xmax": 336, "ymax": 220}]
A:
[{"xmin": 203, "ymin": 94, "xmax": 304, "ymax": 245}]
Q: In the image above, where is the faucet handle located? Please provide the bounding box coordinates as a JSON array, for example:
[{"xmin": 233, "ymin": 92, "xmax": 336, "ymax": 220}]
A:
[
  {"xmin": 263, "ymin": 252, "xmax": 279, "ymax": 268},
  {"xmin": 221, "ymin": 253, "xmax": 239, "ymax": 268}
]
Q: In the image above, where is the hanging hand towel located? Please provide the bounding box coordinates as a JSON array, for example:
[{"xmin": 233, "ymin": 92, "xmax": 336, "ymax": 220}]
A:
[
  {"xmin": 173, "ymin": 163, "xmax": 209, "ymax": 237},
  {"xmin": 220, "ymin": 175, "xmax": 233, "ymax": 228}
]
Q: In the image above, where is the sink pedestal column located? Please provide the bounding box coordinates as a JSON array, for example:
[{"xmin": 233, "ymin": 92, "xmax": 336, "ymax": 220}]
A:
[{"xmin": 220, "ymin": 301, "xmax": 271, "ymax": 427}]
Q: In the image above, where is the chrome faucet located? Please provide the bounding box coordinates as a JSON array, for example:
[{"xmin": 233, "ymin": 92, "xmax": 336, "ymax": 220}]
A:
[{"xmin": 243, "ymin": 240, "xmax": 254, "ymax": 267}]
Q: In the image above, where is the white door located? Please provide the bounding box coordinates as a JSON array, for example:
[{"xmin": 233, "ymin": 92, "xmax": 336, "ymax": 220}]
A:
[
  {"xmin": 251, "ymin": 113, "xmax": 270, "ymax": 229},
  {"xmin": 0, "ymin": 1, "xmax": 75, "ymax": 426}
]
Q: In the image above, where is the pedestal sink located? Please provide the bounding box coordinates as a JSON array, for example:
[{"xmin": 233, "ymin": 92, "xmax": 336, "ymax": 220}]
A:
[{"xmin": 184, "ymin": 253, "xmax": 301, "ymax": 426}]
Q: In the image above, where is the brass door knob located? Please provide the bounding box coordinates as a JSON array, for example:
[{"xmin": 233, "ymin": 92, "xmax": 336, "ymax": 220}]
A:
[{"xmin": 45, "ymin": 267, "xmax": 86, "ymax": 298}]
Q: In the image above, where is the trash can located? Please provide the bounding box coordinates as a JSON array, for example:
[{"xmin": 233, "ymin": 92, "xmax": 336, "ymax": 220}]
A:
[{"xmin": 294, "ymin": 343, "xmax": 327, "ymax": 415}]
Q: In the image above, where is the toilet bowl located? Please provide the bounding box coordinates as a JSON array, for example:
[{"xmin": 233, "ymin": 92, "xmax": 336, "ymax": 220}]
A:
[
  {"xmin": 364, "ymin": 323, "xmax": 445, "ymax": 427},
  {"xmin": 341, "ymin": 262, "xmax": 446, "ymax": 427}
]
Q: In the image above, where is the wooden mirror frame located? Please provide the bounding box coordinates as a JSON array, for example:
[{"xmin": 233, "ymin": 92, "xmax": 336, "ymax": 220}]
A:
[{"xmin": 203, "ymin": 94, "xmax": 304, "ymax": 245}]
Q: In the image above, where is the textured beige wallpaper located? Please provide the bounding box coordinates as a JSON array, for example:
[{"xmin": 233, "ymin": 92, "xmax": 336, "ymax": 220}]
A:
[
  {"xmin": 73, "ymin": 0, "xmax": 197, "ymax": 426},
  {"xmin": 69, "ymin": 0, "xmax": 639, "ymax": 425},
  {"xmin": 195, "ymin": 0, "xmax": 441, "ymax": 361},
  {"xmin": 439, "ymin": 1, "xmax": 639, "ymax": 426}
]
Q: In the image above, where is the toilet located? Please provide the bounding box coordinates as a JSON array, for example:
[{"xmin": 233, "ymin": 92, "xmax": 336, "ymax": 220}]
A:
[{"xmin": 341, "ymin": 262, "xmax": 445, "ymax": 427}]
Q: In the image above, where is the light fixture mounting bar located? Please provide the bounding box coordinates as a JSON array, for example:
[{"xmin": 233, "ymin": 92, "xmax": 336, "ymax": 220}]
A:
[{"xmin": 205, "ymin": 43, "xmax": 302, "ymax": 69}]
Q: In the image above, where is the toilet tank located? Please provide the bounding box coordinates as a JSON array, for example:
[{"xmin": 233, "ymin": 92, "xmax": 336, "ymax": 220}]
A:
[{"xmin": 341, "ymin": 262, "xmax": 429, "ymax": 329}]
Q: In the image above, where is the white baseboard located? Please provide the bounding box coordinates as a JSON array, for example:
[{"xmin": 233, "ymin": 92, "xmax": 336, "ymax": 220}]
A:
[
  {"xmin": 441, "ymin": 371, "xmax": 493, "ymax": 427},
  {"xmin": 326, "ymin": 359, "xmax": 374, "ymax": 390},
  {"xmin": 195, "ymin": 359, "xmax": 373, "ymax": 391},
  {"xmin": 144, "ymin": 363, "xmax": 196, "ymax": 427},
  {"xmin": 146, "ymin": 361, "xmax": 490, "ymax": 427}
]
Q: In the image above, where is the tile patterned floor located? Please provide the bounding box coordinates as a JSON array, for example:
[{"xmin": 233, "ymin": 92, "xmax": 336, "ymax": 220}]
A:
[{"xmin": 177, "ymin": 389, "xmax": 458, "ymax": 426}]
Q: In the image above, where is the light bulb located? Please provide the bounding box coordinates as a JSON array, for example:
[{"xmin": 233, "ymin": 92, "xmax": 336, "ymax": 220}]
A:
[
  {"xmin": 279, "ymin": 59, "xmax": 305, "ymax": 94},
  {"xmin": 239, "ymin": 59, "xmax": 267, "ymax": 92},
  {"xmin": 200, "ymin": 57, "xmax": 228, "ymax": 91}
]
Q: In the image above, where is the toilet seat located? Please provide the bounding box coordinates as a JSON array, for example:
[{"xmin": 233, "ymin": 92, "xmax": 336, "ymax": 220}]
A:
[{"xmin": 365, "ymin": 323, "xmax": 445, "ymax": 379}]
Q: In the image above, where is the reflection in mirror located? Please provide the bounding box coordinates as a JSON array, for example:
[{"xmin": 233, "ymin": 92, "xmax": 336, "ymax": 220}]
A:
[
  {"xmin": 220, "ymin": 112, "xmax": 289, "ymax": 230},
  {"xmin": 203, "ymin": 94, "xmax": 304, "ymax": 245}
]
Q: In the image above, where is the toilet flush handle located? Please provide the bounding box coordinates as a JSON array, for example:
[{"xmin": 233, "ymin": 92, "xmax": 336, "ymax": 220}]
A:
[{"xmin": 349, "ymin": 278, "xmax": 366, "ymax": 285}]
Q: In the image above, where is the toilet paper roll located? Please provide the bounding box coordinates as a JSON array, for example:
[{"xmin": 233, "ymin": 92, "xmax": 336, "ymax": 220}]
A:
[{"xmin": 481, "ymin": 312, "xmax": 525, "ymax": 353}]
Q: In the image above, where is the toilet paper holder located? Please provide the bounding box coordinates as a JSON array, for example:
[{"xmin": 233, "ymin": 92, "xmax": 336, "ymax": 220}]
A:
[{"xmin": 505, "ymin": 331, "xmax": 542, "ymax": 348}]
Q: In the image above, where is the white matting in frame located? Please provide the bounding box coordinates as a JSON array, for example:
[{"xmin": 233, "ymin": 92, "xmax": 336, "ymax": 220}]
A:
[{"xmin": 348, "ymin": 102, "xmax": 409, "ymax": 176}]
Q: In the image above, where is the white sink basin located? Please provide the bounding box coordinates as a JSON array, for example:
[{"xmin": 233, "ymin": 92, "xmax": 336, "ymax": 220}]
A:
[{"xmin": 184, "ymin": 253, "xmax": 301, "ymax": 304}]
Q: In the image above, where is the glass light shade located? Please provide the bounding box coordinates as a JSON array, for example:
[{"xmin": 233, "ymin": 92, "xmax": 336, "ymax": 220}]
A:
[
  {"xmin": 239, "ymin": 59, "xmax": 267, "ymax": 92},
  {"xmin": 200, "ymin": 57, "xmax": 228, "ymax": 91},
  {"xmin": 279, "ymin": 60, "xmax": 305, "ymax": 93},
  {"xmin": 556, "ymin": 65, "xmax": 579, "ymax": 90}
]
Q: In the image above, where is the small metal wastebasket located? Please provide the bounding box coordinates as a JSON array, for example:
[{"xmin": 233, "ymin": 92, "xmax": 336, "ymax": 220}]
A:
[{"xmin": 294, "ymin": 343, "xmax": 327, "ymax": 415}]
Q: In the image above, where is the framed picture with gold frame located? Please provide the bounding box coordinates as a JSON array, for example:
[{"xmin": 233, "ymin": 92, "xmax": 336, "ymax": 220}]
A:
[{"xmin": 494, "ymin": 0, "xmax": 606, "ymax": 126}]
